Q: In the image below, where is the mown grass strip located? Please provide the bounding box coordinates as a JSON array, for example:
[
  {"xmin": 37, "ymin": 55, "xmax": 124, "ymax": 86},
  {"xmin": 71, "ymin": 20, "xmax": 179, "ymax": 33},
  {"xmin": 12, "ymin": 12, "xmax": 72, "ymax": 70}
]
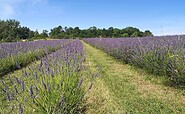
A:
[{"xmin": 83, "ymin": 41, "xmax": 185, "ymax": 113}]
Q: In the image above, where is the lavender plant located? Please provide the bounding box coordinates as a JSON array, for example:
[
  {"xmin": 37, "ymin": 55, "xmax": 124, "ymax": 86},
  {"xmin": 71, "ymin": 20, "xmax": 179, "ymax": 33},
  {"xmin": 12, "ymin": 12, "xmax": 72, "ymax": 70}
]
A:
[
  {"xmin": 0, "ymin": 40, "xmax": 93, "ymax": 113},
  {"xmin": 83, "ymin": 36, "xmax": 185, "ymax": 86},
  {"xmin": 0, "ymin": 39, "xmax": 72, "ymax": 76}
]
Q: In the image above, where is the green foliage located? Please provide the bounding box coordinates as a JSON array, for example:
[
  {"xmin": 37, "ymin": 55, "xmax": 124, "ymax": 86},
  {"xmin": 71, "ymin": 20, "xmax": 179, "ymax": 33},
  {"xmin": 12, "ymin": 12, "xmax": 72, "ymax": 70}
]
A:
[
  {"xmin": 0, "ymin": 19, "xmax": 50, "ymax": 42},
  {"xmin": 0, "ymin": 19, "xmax": 153, "ymax": 41},
  {"xmin": 49, "ymin": 26, "xmax": 63, "ymax": 36},
  {"xmin": 0, "ymin": 19, "xmax": 35, "ymax": 42},
  {"xmin": 122, "ymin": 33, "xmax": 129, "ymax": 37},
  {"xmin": 141, "ymin": 49, "xmax": 185, "ymax": 85},
  {"xmin": 39, "ymin": 30, "xmax": 49, "ymax": 39},
  {"xmin": 131, "ymin": 31, "xmax": 139, "ymax": 37},
  {"xmin": 49, "ymin": 26, "xmax": 153, "ymax": 39},
  {"xmin": 144, "ymin": 30, "xmax": 153, "ymax": 36}
]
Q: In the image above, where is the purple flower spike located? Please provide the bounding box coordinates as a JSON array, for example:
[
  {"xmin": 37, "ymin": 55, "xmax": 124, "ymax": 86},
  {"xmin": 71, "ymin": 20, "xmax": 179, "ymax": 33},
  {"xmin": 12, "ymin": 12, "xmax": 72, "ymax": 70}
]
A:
[
  {"xmin": 21, "ymin": 81, "xmax": 25, "ymax": 91},
  {"xmin": 6, "ymin": 91, "xmax": 11, "ymax": 101},
  {"xmin": 78, "ymin": 78, "xmax": 83, "ymax": 88},
  {"xmin": 8, "ymin": 75, "xmax": 13, "ymax": 84},
  {"xmin": 2, "ymin": 88, "xmax": 7, "ymax": 93},
  {"xmin": 48, "ymin": 84, "xmax": 50, "ymax": 92},
  {"xmin": 88, "ymin": 83, "xmax": 93, "ymax": 91},
  {"xmin": 30, "ymin": 85, "xmax": 34, "ymax": 98},
  {"xmin": 16, "ymin": 62, "xmax": 21, "ymax": 69},
  {"xmin": 35, "ymin": 86, "xmax": 39, "ymax": 95},
  {"xmin": 14, "ymin": 77, "xmax": 21, "ymax": 85},
  {"xmin": 19, "ymin": 104, "xmax": 23, "ymax": 114},
  {"xmin": 14, "ymin": 85, "xmax": 19, "ymax": 94},
  {"xmin": 51, "ymin": 70, "xmax": 54, "ymax": 77},
  {"xmin": 42, "ymin": 80, "xmax": 47, "ymax": 90},
  {"xmin": 60, "ymin": 94, "xmax": 65, "ymax": 106}
]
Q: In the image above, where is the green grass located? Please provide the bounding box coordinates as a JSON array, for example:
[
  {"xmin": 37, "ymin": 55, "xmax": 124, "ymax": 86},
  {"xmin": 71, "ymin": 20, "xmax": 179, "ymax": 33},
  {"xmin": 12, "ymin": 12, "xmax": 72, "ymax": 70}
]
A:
[{"xmin": 83, "ymin": 41, "xmax": 185, "ymax": 113}]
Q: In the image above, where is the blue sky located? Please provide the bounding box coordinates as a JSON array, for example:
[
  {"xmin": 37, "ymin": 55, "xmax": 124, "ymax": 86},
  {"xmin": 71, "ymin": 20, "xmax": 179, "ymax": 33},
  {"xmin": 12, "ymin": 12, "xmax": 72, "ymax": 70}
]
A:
[{"xmin": 0, "ymin": 0, "xmax": 185, "ymax": 36}]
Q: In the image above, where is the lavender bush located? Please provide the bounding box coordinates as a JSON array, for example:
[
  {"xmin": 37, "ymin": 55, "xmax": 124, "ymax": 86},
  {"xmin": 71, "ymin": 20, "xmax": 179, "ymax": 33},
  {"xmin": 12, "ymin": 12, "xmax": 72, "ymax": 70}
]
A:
[
  {"xmin": 83, "ymin": 36, "xmax": 185, "ymax": 86},
  {"xmin": 0, "ymin": 39, "xmax": 72, "ymax": 76},
  {"xmin": 0, "ymin": 39, "xmax": 93, "ymax": 113}
]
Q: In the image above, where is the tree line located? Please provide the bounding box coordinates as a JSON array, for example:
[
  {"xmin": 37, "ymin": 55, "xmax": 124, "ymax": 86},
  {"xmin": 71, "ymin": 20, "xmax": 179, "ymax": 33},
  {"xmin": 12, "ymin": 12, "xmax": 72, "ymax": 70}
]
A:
[
  {"xmin": 0, "ymin": 19, "xmax": 153, "ymax": 42},
  {"xmin": 49, "ymin": 26, "xmax": 153, "ymax": 39},
  {"xmin": 0, "ymin": 19, "xmax": 48, "ymax": 42}
]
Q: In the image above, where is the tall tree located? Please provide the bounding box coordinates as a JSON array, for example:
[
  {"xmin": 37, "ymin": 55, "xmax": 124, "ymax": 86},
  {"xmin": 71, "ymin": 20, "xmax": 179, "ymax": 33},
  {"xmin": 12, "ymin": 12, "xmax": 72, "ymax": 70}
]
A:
[
  {"xmin": 18, "ymin": 27, "xmax": 31, "ymax": 39},
  {"xmin": 40, "ymin": 30, "xmax": 48, "ymax": 38},
  {"xmin": 50, "ymin": 26, "xmax": 62, "ymax": 36},
  {"xmin": 0, "ymin": 19, "xmax": 20, "ymax": 41},
  {"xmin": 144, "ymin": 30, "xmax": 153, "ymax": 36},
  {"xmin": 0, "ymin": 19, "xmax": 35, "ymax": 41}
]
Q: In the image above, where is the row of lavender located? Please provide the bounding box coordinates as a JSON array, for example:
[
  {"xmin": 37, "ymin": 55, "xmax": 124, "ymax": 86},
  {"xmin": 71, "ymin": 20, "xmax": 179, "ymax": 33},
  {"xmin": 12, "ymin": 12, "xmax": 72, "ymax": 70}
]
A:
[
  {"xmin": 0, "ymin": 40, "xmax": 73, "ymax": 59},
  {"xmin": 0, "ymin": 39, "xmax": 72, "ymax": 76},
  {"xmin": 0, "ymin": 39, "xmax": 93, "ymax": 113},
  {"xmin": 83, "ymin": 36, "xmax": 185, "ymax": 86}
]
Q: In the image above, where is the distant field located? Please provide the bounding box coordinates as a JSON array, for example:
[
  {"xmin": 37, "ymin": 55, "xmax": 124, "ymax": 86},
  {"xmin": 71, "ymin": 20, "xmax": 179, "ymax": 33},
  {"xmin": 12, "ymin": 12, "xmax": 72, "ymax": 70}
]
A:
[{"xmin": 0, "ymin": 36, "xmax": 185, "ymax": 113}]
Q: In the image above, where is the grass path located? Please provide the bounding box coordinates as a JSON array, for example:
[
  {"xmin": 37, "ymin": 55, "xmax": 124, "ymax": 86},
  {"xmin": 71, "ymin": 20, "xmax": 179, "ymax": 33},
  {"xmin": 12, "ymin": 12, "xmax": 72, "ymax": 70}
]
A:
[{"xmin": 83, "ymin": 41, "xmax": 185, "ymax": 113}]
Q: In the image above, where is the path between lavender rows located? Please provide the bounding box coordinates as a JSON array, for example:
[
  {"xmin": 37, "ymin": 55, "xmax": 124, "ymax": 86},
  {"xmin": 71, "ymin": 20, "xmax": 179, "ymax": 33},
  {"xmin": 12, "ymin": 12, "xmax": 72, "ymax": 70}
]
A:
[{"xmin": 82, "ymin": 41, "xmax": 185, "ymax": 113}]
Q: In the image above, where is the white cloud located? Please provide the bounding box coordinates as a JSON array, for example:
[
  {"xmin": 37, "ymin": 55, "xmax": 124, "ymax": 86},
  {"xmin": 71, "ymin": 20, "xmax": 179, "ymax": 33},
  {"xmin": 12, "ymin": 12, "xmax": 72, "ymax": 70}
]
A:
[{"xmin": 0, "ymin": 0, "xmax": 48, "ymax": 19}]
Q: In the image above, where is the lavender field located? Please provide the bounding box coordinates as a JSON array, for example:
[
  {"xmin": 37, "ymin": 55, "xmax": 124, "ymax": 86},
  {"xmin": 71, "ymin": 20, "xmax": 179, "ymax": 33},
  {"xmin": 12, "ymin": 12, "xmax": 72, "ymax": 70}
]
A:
[
  {"xmin": 83, "ymin": 36, "xmax": 185, "ymax": 86},
  {"xmin": 0, "ymin": 39, "xmax": 72, "ymax": 76},
  {"xmin": 0, "ymin": 37, "xmax": 185, "ymax": 113},
  {"xmin": 0, "ymin": 39, "xmax": 95, "ymax": 113}
]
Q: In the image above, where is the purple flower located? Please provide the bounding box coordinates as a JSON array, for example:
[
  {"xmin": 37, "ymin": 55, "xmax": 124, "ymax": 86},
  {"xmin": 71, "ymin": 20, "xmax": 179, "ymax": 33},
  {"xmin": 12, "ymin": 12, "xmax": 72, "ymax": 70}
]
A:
[
  {"xmin": 42, "ymin": 80, "xmax": 47, "ymax": 90},
  {"xmin": 51, "ymin": 70, "xmax": 54, "ymax": 77},
  {"xmin": 8, "ymin": 75, "xmax": 13, "ymax": 84},
  {"xmin": 60, "ymin": 94, "xmax": 65, "ymax": 107},
  {"xmin": 48, "ymin": 83, "xmax": 50, "ymax": 92},
  {"xmin": 19, "ymin": 104, "xmax": 23, "ymax": 114},
  {"xmin": 78, "ymin": 78, "xmax": 83, "ymax": 88},
  {"xmin": 88, "ymin": 83, "xmax": 93, "ymax": 91},
  {"xmin": 2, "ymin": 88, "xmax": 7, "ymax": 93},
  {"xmin": 6, "ymin": 91, "xmax": 11, "ymax": 101},
  {"xmin": 30, "ymin": 85, "xmax": 34, "ymax": 98},
  {"xmin": 21, "ymin": 81, "xmax": 24, "ymax": 91},
  {"xmin": 14, "ymin": 85, "xmax": 19, "ymax": 94},
  {"xmin": 35, "ymin": 86, "xmax": 39, "ymax": 95},
  {"xmin": 16, "ymin": 62, "xmax": 21, "ymax": 69},
  {"xmin": 22, "ymin": 70, "xmax": 27, "ymax": 76},
  {"xmin": 14, "ymin": 77, "xmax": 21, "ymax": 85}
]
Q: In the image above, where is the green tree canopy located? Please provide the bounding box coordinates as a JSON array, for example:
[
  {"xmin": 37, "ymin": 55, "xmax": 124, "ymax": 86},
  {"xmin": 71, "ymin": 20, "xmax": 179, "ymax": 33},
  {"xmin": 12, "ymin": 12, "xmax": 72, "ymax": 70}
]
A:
[
  {"xmin": 144, "ymin": 30, "xmax": 153, "ymax": 36},
  {"xmin": 0, "ymin": 19, "xmax": 154, "ymax": 42},
  {"xmin": 49, "ymin": 26, "xmax": 153, "ymax": 39},
  {"xmin": 0, "ymin": 19, "xmax": 35, "ymax": 42}
]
